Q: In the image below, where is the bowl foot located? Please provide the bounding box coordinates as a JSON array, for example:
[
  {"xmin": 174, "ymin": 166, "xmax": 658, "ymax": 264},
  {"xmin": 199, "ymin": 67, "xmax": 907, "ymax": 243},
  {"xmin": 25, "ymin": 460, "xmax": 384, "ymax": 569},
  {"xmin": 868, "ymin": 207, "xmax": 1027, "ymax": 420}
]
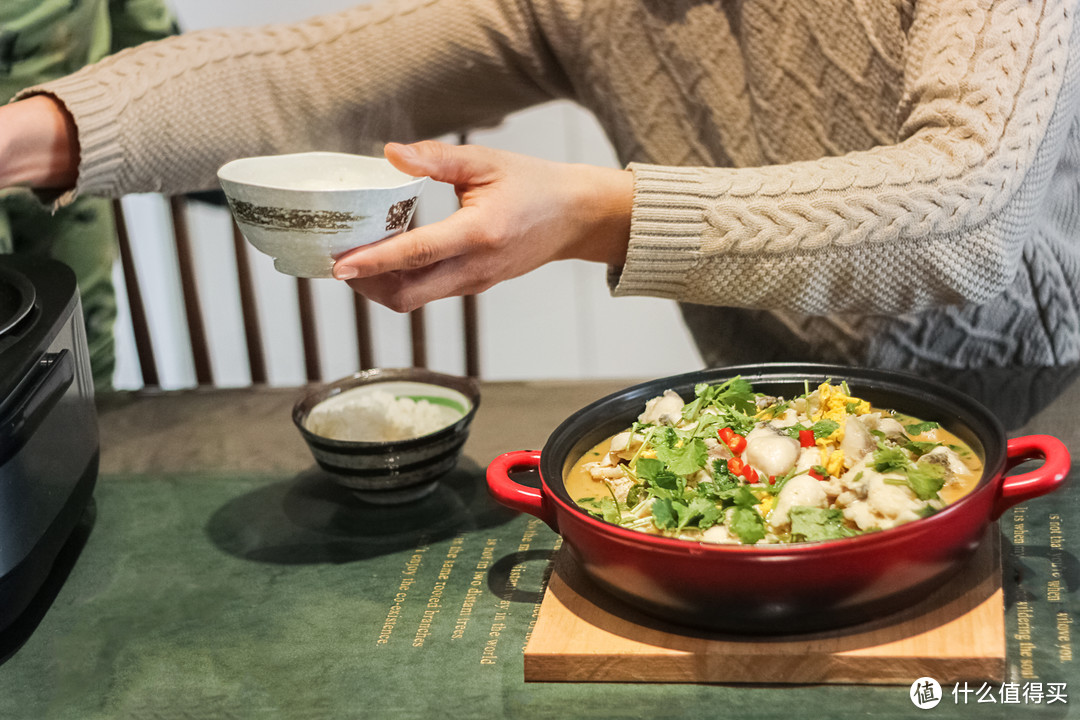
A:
[{"xmin": 350, "ymin": 481, "xmax": 439, "ymax": 505}]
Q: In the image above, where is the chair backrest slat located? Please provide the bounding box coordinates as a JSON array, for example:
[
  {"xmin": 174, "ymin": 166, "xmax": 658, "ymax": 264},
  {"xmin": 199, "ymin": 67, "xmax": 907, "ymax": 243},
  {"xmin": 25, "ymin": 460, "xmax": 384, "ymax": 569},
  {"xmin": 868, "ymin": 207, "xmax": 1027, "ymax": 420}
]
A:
[
  {"xmin": 463, "ymin": 294, "xmax": 480, "ymax": 378},
  {"xmin": 354, "ymin": 293, "xmax": 375, "ymax": 370},
  {"xmin": 168, "ymin": 196, "xmax": 213, "ymax": 386},
  {"xmin": 295, "ymin": 277, "xmax": 321, "ymax": 382},
  {"xmin": 112, "ymin": 199, "xmax": 160, "ymax": 388},
  {"xmin": 409, "ymin": 307, "xmax": 427, "ymax": 368},
  {"xmin": 230, "ymin": 222, "xmax": 268, "ymax": 384}
]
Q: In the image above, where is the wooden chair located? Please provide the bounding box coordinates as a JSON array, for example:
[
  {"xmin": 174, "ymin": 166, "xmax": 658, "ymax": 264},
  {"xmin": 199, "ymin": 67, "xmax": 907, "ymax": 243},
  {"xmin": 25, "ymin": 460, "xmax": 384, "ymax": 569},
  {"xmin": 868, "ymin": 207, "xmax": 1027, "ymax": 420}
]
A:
[{"xmin": 111, "ymin": 196, "xmax": 480, "ymax": 388}]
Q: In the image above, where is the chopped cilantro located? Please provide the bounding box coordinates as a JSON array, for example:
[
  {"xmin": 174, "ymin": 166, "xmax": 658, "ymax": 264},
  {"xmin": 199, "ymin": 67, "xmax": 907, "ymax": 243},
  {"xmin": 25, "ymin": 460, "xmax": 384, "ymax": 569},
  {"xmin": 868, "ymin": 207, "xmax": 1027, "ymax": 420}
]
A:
[
  {"xmin": 904, "ymin": 461, "xmax": 946, "ymax": 500},
  {"xmin": 789, "ymin": 506, "xmax": 858, "ymax": 542},
  {"xmin": 650, "ymin": 498, "xmax": 678, "ymax": 529},
  {"xmin": 904, "ymin": 440, "xmax": 940, "ymax": 457},
  {"xmin": 720, "ymin": 484, "xmax": 759, "ymax": 508},
  {"xmin": 655, "ymin": 434, "xmax": 707, "ymax": 476},
  {"xmin": 874, "ymin": 442, "xmax": 947, "ymax": 500},
  {"xmin": 680, "ymin": 377, "xmax": 757, "ymax": 429},
  {"xmin": 810, "ymin": 419, "xmax": 840, "ymax": 439},
  {"xmin": 682, "ymin": 497, "xmax": 721, "ymax": 530},
  {"xmin": 729, "ymin": 506, "xmax": 766, "ymax": 544},
  {"xmin": 579, "ymin": 496, "xmax": 622, "ymax": 525},
  {"xmin": 711, "ymin": 459, "xmax": 741, "ymax": 490},
  {"xmin": 903, "ymin": 421, "xmax": 941, "ymax": 436},
  {"xmin": 872, "ymin": 445, "xmax": 910, "ymax": 474},
  {"xmin": 626, "ymin": 484, "xmax": 647, "ymax": 507}
]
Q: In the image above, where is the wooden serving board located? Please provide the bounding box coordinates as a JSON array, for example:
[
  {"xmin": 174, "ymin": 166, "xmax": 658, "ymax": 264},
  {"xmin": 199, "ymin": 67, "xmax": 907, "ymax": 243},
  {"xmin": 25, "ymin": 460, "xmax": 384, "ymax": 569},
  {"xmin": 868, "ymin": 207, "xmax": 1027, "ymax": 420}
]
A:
[{"xmin": 524, "ymin": 533, "xmax": 1004, "ymax": 685}]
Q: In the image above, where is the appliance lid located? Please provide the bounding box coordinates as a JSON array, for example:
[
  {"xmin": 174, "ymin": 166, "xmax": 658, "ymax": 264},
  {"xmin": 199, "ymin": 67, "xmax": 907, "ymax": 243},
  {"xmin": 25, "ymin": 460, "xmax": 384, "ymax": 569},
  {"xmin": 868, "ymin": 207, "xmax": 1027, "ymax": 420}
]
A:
[
  {"xmin": 0, "ymin": 265, "xmax": 35, "ymax": 337},
  {"xmin": 0, "ymin": 255, "xmax": 79, "ymax": 406}
]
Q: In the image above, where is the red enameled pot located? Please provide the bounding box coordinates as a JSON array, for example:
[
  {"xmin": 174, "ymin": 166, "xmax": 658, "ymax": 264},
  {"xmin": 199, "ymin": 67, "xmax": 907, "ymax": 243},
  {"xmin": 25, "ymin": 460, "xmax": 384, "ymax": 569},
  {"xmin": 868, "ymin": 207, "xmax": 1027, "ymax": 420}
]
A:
[{"xmin": 486, "ymin": 364, "xmax": 1070, "ymax": 634}]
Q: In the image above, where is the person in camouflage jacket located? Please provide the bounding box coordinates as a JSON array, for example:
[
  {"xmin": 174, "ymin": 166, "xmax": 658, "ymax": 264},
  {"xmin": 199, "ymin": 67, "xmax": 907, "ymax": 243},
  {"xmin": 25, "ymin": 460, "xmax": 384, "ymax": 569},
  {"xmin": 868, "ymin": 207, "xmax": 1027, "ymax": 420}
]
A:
[{"xmin": 0, "ymin": 0, "xmax": 176, "ymax": 390}]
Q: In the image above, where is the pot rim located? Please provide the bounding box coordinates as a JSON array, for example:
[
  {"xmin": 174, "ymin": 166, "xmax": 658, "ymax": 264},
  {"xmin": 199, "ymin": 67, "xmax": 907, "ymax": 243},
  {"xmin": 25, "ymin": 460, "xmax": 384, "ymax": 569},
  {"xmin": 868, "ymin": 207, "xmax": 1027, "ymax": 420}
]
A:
[{"xmin": 538, "ymin": 362, "xmax": 1008, "ymax": 555}]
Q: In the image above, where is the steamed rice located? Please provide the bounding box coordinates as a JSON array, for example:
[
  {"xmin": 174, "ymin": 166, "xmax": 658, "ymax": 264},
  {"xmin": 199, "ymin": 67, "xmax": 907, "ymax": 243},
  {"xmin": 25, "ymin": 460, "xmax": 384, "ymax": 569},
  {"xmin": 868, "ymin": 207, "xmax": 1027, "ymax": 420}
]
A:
[{"xmin": 306, "ymin": 388, "xmax": 462, "ymax": 442}]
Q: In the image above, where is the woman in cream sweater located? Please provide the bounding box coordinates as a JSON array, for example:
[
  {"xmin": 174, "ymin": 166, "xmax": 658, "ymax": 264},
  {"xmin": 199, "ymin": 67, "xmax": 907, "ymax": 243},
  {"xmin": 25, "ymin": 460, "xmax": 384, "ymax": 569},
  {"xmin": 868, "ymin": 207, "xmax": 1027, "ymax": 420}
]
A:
[{"xmin": 1, "ymin": 0, "xmax": 1076, "ymax": 372}]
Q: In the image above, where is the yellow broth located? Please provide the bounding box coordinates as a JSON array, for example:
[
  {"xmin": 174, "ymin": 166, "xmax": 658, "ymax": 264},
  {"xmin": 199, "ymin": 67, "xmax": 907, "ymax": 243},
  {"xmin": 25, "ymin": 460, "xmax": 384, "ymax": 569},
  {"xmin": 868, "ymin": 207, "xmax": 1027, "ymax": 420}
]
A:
[{"xmin": 565, "ymin": 402, "xmax": 984, "ymax": 542}]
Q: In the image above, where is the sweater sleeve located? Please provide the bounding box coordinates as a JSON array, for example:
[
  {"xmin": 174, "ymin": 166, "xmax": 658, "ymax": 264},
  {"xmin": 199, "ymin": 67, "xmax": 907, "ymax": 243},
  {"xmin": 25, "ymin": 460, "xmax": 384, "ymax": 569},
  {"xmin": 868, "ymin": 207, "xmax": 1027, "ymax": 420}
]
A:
[
  {"xmin": 613, "ymin": 0, "xmax": 1080, "ymax": 316},
  {"xmin": 18, "ymin": 0, "xmax": 572, "ymax": 201}
]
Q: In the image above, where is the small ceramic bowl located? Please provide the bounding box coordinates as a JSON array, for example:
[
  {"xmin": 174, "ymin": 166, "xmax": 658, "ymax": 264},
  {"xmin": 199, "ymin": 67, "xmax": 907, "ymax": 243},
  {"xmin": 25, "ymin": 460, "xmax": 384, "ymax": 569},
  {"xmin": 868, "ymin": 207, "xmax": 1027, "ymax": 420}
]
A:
[
  {"xmin": 218, "ymin": 152, "xmax": 428, "ymax": 278},
  {"xmin": 293, "ymin": 368, "xmax": 480, "ymax": 504}
]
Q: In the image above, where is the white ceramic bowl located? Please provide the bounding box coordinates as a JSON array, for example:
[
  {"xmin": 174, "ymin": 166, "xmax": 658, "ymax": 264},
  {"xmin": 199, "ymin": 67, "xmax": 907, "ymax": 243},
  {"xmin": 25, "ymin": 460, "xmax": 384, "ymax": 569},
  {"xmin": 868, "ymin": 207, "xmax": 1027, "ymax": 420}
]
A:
[{"xmin": 218, "ymin": 152, "xmax": 428, "ymax": 278}]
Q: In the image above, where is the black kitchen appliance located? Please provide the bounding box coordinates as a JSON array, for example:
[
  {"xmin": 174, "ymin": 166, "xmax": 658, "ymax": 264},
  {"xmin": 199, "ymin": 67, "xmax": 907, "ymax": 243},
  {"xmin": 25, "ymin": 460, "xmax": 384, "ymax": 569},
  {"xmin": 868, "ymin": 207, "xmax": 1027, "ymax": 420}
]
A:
[{"xmin": 0, "ymin": 254, "xmax": 98, "ymax": 635}]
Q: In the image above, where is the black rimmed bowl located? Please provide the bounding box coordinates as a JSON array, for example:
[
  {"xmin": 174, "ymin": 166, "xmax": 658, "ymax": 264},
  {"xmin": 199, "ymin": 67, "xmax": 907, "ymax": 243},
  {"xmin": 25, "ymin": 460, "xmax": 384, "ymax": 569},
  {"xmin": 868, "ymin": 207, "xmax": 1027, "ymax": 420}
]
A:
[
  {"xmin": 293, "ymin": 368, "xmax": 480, "ymax": 504},
  {"xmin": 486, "ymin": 363, "xmax": 1070, "ymax": 633}
]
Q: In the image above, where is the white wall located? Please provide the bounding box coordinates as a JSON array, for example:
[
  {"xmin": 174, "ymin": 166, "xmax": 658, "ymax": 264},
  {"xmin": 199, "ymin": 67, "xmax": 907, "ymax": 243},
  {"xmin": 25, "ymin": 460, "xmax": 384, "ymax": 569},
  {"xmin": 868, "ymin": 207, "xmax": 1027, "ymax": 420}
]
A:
[{"xmin": 112, "ymin": 0, "xmax": 701, "ymax": 389}]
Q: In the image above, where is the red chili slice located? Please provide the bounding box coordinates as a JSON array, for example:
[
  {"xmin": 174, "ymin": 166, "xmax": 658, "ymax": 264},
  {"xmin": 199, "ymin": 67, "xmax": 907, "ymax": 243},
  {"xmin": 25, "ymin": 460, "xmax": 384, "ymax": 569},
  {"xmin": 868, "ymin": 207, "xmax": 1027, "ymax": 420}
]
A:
[
  {"xmin": 799, "ymin": 429, "xmax": 816, "ymax": 447},
  {"xmin": 718, "ymin": 427, "xmax": 748, "ymax": 454}
]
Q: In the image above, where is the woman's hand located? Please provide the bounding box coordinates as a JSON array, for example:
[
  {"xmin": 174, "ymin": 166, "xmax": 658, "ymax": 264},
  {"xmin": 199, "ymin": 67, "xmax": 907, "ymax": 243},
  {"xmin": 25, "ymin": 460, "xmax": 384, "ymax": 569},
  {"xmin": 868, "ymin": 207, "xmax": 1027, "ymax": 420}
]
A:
[
  {"xmin": 0, "ymin": 95, "xmax": 80, "ymax": 190},
  {"xmin": 333, "ymin": 140, "xmax": 632, "ymax": 313}
]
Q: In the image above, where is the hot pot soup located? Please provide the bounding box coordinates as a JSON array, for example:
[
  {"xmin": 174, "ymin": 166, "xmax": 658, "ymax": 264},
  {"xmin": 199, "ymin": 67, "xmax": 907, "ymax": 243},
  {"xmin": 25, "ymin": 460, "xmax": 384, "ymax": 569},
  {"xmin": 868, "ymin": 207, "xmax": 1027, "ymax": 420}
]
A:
[{"xmin": 565, "ymin": 378, "xmax": 983, "ymax": 545}]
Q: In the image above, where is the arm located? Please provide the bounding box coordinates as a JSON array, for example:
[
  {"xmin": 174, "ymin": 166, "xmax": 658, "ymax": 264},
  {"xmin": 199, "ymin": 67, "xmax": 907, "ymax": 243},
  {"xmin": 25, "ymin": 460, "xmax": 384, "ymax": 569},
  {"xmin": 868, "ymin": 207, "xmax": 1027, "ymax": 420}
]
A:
[
  {"xmin": 0, "ymin": 95, "xmax": 79, "ymax": 191},
  {"xmin": 614, "ymin": 1, "xmax": 1078, "ymax": 315},
  {"xmin": 338, "ymin": 1, "xmax": 1077, "ymax": 317},
  {"xmin": 16, "ymin": 0, "xmax": 571, "ymax": 200}
]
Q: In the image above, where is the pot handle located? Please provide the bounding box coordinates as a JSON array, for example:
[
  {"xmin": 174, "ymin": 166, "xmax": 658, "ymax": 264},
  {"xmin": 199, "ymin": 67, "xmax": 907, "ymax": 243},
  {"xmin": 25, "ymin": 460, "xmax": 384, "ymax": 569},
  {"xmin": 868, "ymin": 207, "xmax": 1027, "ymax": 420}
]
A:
[
  {"xmin": 486, "ymin": 450, "xmax": 557, "ymax": 531},
  {"xmin": 993, "ymin": 435, "xmax": 1071, "ymax": 520}
]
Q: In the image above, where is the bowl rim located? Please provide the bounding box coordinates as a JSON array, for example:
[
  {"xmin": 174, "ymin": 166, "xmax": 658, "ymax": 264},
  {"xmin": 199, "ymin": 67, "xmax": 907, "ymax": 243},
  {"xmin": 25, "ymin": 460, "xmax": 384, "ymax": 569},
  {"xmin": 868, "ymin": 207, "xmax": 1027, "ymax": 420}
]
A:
[
  {"xmin": 538, "ymin": 362, "xmax": 1008, "ymax": 556},
  {"xmin": 217, "ymin": 151, "xmax": 427, "ymax": 193},
  {"xmin": 292, "ymin": 367, "xmax": 481, "ymax": 450}
]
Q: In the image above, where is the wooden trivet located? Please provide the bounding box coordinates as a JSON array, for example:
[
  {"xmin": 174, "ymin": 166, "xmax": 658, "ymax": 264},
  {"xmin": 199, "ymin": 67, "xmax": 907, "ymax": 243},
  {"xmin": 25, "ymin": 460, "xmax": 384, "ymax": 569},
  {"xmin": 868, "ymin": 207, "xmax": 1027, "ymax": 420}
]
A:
[{"xmin": 524, "ymin": 533, "xmax": 1004, "ymax": 685}]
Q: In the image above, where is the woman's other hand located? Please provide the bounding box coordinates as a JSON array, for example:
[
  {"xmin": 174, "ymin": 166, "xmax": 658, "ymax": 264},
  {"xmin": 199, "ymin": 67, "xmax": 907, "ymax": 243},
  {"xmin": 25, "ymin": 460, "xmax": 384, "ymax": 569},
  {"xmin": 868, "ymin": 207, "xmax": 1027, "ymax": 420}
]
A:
[
  {"xmin": 332, "ymin": 140, "xmax": 632, "ymax": 312},
  {"xmin": 0, "ymin": 95, "xmax": 80, "ymax": 190}
]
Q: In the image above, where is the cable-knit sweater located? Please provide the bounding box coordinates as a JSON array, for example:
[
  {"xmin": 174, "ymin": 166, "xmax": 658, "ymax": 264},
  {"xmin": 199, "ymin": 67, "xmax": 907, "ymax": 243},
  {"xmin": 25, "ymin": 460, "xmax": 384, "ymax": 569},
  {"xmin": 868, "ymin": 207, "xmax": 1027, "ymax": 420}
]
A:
[{"xmin": 23, "ymin": 0, "xmax": 1080, "ymax": 370}]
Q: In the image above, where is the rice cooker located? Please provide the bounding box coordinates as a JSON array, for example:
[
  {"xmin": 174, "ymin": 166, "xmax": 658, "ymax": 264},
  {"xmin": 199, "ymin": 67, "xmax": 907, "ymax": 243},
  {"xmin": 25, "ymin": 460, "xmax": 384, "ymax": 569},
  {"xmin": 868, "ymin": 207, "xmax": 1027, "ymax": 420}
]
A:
[{"xmin": 0, "ymin": 254, "xmax": 98, "ymax": 633}]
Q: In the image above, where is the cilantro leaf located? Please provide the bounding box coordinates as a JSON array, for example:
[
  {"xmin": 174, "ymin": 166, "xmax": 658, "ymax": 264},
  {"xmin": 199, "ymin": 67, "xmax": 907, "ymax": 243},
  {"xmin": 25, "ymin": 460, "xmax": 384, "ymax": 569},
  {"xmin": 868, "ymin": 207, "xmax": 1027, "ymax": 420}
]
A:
[
  {"xmin": 810, "ymin": 419, "xmax": 840, "ymax": 439},
  {"xmin": 578, "ymin": 497, "xmax": 622, "ymax": 525},
  {"xmin": 655, "ymin": 436, "xmax": 707, "ymax": 476},
  {"xmin": 650, "ymin": 498, "xmax": 678, "ymax": 529},
  {"xmin": 635, "ymin": 457, "xmax": 664, "ymax": 482},
  {"xmin": 789, "ymin": 506, "xmax": 857, "ymax": 542},
  {"xmin": 681, "ymin": 497, "xmax": 719, "ymax": 530},
  {"xmin": 711, "ymin": 459, "xmax": 740, "ymax": 490},
  {"xmin": 680, "ymin": 377, "xmax": 757, "ymax": 428},
  {"xmin": 905, "ymin": 461, "xmax": 946, "ymax": 500},
  {"xmin": 904, "ymin": 440, "xmax": 940, "ymax": 457},
  {"xmin": 729, "ymin": 506, "xmax": 766, "ymax": 544},
  {"xmin": 697, "ymin": 503, "xmax": 725, "ymax": 530},
  {"xmin": 726, "ymin": 485, "xmax": 760, "ymax": 508},
  {"xmin": 904, "ymin": 421, "xmax": 941, "ymax": 436},
  {"xmin": 872, "ymin": 445, "xmax": 910, "ymax": 474}
]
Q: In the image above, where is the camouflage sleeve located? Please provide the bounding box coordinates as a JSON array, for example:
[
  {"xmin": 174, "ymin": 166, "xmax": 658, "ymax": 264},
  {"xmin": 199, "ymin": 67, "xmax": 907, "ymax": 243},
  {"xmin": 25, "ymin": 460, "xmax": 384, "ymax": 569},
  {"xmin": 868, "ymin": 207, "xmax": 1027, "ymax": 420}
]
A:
[{"xmin": 108, "ymin": 0, "xmax": 178, "ymax": 52}]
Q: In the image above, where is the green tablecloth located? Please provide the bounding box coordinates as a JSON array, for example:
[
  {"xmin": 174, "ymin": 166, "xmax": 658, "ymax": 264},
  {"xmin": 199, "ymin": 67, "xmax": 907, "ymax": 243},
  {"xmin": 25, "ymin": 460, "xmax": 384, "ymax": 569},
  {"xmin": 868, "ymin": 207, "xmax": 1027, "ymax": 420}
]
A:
[{"xmin": 0, "ymin": 461, "xmax": 1075, "ymax": 719}]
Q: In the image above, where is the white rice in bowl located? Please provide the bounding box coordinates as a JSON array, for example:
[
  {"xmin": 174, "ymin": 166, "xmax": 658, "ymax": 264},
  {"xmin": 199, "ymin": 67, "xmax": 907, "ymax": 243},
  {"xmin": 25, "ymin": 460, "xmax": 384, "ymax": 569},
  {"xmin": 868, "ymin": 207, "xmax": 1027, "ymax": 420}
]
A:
[{"xmin": 305, "ymin": 387, "xmax": 464, "ymax": 442}]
